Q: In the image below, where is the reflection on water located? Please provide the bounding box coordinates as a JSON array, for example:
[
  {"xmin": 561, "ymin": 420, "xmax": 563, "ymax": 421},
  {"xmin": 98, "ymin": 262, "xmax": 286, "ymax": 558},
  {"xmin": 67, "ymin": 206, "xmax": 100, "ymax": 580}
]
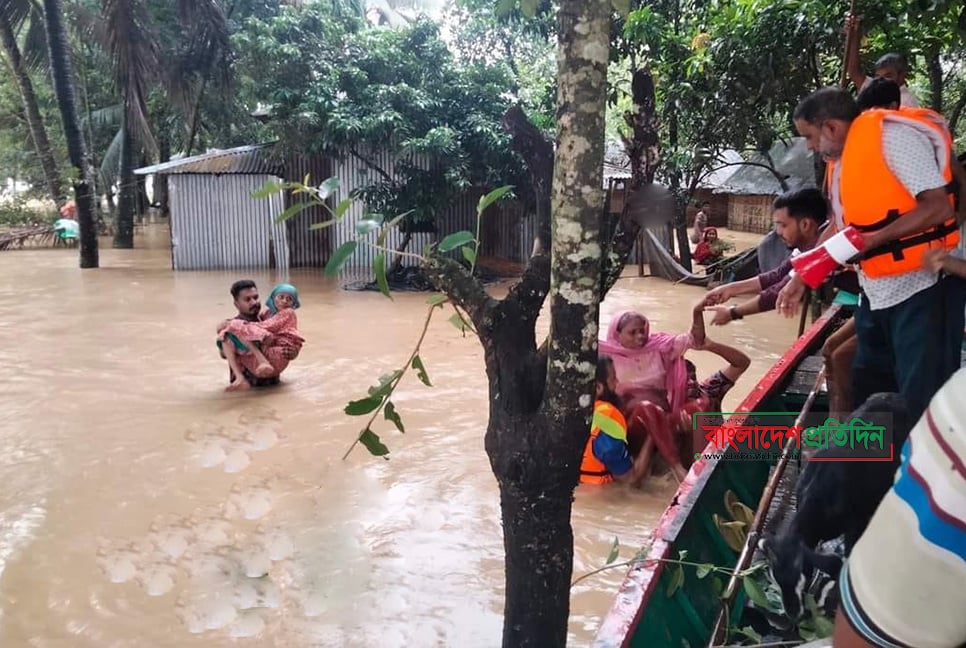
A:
[{"xmin": 0, "ymin": 225, "xmax": 797, "ymax": 647}]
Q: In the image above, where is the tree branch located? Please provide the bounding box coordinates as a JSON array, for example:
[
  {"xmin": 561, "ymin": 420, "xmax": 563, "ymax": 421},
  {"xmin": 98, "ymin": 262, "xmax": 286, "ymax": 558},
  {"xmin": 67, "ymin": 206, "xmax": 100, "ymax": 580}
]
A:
[
  {"xmin": 422, "ymin": 255, "xmax": 494, "ymax": 330},
  {"xmin": 502, "ymin": 104, "xmax": 553, "ymax": 255},
  {"xmin": 949, "ymin": 87, "xmax": 966, "ymax": 134},
  {"xmin": 504, "ymin": 253, "xmax": 551, "ymax": 324},
  {"xmin": 348, "ymin": 145, "xmax": 394, "ymax": 183}
]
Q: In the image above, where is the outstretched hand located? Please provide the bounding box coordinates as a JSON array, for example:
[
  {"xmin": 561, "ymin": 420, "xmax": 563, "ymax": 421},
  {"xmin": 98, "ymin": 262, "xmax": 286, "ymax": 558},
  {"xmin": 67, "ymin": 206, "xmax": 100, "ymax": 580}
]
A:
[
  {"xmin": 704, "ymin": 305, "xmax": 732, "ymax": 326},
  {"xmin": 776, "ymin": 274, "xmax": 806, "ymax": 318},
  {"xmin": 703, "ymin": 284, "xmax": 732, "ymax": 307}
]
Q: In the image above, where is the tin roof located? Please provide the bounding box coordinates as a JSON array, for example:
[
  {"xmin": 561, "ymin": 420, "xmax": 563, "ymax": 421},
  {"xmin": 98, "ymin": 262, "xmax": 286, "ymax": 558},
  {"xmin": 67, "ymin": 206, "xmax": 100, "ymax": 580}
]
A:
[
  {"xmin": 711, "ymin": 137, "xmax": 816, "ymax": 195},
  {"xmin": 134, "ymin": 144, "xmax": 284, "ymax": 176}
]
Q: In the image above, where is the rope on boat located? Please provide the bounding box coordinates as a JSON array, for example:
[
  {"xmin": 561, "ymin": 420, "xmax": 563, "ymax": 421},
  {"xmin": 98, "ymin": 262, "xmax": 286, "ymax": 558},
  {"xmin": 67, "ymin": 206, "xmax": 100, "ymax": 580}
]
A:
[{"xmin": 706, "ymin": 364, "xmax": 828, "ymax": 647}]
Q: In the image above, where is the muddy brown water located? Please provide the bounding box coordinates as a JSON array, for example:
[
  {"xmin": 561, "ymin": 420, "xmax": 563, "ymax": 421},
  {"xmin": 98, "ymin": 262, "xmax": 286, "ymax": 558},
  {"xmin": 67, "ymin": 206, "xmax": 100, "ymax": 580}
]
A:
[{"xmin": 0, "ymin": 225, "xmax": 798, "ymax": 647}]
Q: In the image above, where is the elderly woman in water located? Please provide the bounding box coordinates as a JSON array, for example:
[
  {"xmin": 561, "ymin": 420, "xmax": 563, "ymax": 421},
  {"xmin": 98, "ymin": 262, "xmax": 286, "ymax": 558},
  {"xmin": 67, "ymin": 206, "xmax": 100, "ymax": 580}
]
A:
[
  {"xmin": 598, "ymin": 305, "xmax": 706, "ymax": 481},
  {"xmin": 218, "ymin": 283, "xmax": 305, "ymax": 391}
]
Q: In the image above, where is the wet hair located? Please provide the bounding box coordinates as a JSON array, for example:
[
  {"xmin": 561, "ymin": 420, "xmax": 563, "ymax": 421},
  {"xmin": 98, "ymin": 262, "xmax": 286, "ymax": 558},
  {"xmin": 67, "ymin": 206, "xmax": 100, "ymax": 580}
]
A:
[
  {"xmin": 792, "ymin": 87, "xmax": 860, "ymax": 126},
  {"xmin": 773, "ymin": 187, "xmax": 828, "ymax": 226},
  {"xmin": 231, "ymin": 279, "xmax": 257, "ymax": 299},
  {"xmin": 597, "ymin": 355, "xmax": 615, "ymax": 384},
  {"xmin": 875, "ymin": 53, "xmax": 909, "ymax": 75},
  {"xmin": 857, "ymin": 77, "xmax": 901, "ymax": 111}
]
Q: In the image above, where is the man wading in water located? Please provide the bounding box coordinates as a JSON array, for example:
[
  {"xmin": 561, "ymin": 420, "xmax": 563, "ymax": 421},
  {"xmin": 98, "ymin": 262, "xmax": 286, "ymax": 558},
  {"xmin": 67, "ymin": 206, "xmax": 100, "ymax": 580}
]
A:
[{"xmin": 216, "ymin": 280, "xmax": 301, "ymax": 390}]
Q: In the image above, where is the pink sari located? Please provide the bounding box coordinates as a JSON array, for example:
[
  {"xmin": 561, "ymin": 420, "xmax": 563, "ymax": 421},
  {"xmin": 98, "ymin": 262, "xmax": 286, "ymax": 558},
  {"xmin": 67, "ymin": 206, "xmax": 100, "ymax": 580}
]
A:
[
  {"xmin": 599, "ymin": 311, "xmax": 693, "ymax": 470},
  {"xmin": 598, "ymin": 311, "xmax": 692, "ymax": 415}
]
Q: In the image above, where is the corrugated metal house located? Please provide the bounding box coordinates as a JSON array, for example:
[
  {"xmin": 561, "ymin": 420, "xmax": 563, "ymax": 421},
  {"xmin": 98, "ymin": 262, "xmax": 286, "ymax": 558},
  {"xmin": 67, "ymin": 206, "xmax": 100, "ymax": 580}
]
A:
[
  {"xmin": 134, "ymin": 146, "xmax": 292, "ymax": 271},
  {"xmin": 137, "ymin": 144, "xmax": 537, "ymax": 276}
]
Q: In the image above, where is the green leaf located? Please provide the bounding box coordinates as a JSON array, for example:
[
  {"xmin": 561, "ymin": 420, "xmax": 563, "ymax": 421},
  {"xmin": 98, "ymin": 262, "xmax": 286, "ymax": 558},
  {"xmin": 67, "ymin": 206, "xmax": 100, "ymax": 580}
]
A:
[
  {"xmin": 411, "ymin": 355, "xmax": 432, "ymax": 386},
  {"xmin": 374, "ymin": 253, "xmax": 391, "ymax": 298},
  {"xmin": 449, "ymin": 312, "xmax": 469, "ymax": 333},
  {"xmin": 345, "ymin": 396, "xmax": 383, "ymax": 416},
  {"xmin": 274, "ymin": 201, "xmax": 312, "ymax": 224},
  {"xmin": 695, "ymin": 564, "xmax": 713, "ymax": 579},
  {"xmin": 461, "ymin": 246, "xmax": 477, "ymax": 266},
  {"xmin": 368, "ymin": 370, "xmax": 403, "ymax": 398},
  {"xmin": 359, "ymin": 429, "xmax": 390, "ymax": 457},
  {"xmin": 251, "ymin": 180, "xmax": 286, "ymax": 199},
  {"xmin": 334, "ymin": 198, "xmax": 352, "ymax": 219},
  {"xmin": 678, "ymin": 549, "xmax": 688, "ymax": 560},
  {"xmin": 612, "ymin": 0, "xmax": 631, "ymax": 17},
  {"xmin": 520, "ymin": 0, "xmax": 538, "ymax": 18},
  {"xmin": 606, "ymin": 537, "xmax": 620, "ymax": 564},
  {"xmin": 665, "ymin": 564, "xmax": 685, "ymax": 597},
  {"xmin": 308, "ymin": 220, "xmax": 337, "ymax": 231},
  {"xmin": 384, "ymin": 401, "xmax": 405, "ymax": 433},
  {"xmin": 318, "ymin": 176, "xmax": 340, "ymax": 199},
  {"xmin": 711, "ymin": 576, "xmax": 724, "ymax": 598},
  {"xmin": 734, "ymin": 626, "xmax": 762, "ymax": 644},
  {"xmin": 427, "ymin": 293, "xmax": 448, "ymax": 306},
  {"xmin": 357, "ymin": 219, "xmax": 381, "ymax": 236},
  {"xmin": 438, "ymin": 231, "xmax": 475, "ymax": 252},
  {"xmin": 477, "ymin": 185, "xmax": 513, "ymax": 213},
  {"xmin": 324, "ymin": 241, "xmax": 358, "ymax": 277},
  {"xmin": 742, "ymin": 576, "xmax": 770, "ymax": 609}
]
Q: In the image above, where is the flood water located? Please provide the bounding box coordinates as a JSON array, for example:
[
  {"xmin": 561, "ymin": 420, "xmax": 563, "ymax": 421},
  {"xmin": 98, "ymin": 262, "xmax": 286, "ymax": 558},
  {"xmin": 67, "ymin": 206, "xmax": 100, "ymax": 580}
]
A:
[{"xmin": 0, "ymin": 225, "xmax": 798, "ymax": 647}]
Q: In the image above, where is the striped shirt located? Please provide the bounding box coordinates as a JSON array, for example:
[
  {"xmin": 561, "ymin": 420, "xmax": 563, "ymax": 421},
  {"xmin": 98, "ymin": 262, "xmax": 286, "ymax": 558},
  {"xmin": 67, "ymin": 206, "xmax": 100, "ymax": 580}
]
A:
[{"xmin": 839, "ymin": 367, "xmax": 966, "ymax": 647}]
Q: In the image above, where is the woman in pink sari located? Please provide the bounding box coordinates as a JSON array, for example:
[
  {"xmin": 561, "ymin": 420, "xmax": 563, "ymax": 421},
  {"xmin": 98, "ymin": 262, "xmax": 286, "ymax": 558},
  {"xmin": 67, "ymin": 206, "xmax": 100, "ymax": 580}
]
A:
[
  {"xmin": 218, "ymin": 283, "xmax": 305, "ymax": 391},
  {"xmin": 599, "ymin": 306, "xmax": 705, "ymax": 481}
]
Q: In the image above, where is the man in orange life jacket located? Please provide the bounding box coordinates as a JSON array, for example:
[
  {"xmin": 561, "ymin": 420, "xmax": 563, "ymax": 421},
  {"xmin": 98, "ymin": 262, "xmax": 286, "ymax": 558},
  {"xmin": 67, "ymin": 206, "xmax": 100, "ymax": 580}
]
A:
[
  {"xmin": 784, "ymin": 87, "xmax": 966, "ymax": 420},
  {"xmin": 580, "ymin": 356, "xmax": 656, "ymax": 486}
]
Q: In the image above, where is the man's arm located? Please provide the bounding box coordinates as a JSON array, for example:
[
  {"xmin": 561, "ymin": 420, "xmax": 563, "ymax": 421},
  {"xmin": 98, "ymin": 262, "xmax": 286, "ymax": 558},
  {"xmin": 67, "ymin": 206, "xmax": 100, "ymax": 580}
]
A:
[
  {"xmin": 705, "ymin": 296, "xmax": 763, "ymax": 326},
  {"xmin": 703, "ymin": 276, "xmax": 763, "ymax": 306},
  {"xmin": 864, "ymin": 187, "xmax": 953, "ymax": 249},
  {"xmin": 845, "ymin": 14, "xmax": 867, "ymax": 89}
]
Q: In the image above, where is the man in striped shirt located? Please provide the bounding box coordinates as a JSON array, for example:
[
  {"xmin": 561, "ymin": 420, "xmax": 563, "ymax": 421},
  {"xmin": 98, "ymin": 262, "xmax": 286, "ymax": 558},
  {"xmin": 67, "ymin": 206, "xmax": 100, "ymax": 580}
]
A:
[{"xmin": 834, "ymin": 367, "xmax": 966, "ymax": 647}]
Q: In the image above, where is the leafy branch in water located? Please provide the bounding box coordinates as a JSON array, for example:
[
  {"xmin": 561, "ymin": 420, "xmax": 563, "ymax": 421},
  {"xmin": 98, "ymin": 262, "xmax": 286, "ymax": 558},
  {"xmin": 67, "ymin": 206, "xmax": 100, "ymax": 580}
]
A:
[{"xmin": 253, "ymin": 178, "xmax": 512, "ymax": 458}]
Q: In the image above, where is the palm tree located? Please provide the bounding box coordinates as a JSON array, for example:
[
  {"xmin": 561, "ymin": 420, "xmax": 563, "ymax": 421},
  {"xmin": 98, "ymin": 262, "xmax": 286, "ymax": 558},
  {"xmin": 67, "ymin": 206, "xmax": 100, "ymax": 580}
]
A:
[
  {"xmin": 101, "ymin": 0, "xmax": 158, "ymax": 248},
  {"xmin": 0, "ymin": 0, "xmax": 62, "ymax": 204},
  {"xmin": 42, "ymin": 0, "xmax": 97, "ymax": 267}
]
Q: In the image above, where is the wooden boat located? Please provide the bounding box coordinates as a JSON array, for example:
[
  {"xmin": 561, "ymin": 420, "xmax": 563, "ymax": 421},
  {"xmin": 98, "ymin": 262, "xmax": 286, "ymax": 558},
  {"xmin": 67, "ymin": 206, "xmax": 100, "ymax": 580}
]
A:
[{"xmin": 592, "ymin": 302, "xmax": 851, "ymax": 648}]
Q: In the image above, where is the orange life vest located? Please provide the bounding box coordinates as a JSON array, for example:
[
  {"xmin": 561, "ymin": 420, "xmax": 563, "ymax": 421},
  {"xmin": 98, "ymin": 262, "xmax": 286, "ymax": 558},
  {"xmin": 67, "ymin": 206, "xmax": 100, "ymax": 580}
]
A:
[
  {"xmin": 580, "ymin": 401, "xmax": 628, "ymax": 485},
  {"xmin": 839, "ymin": 107, "xmax": 959, "ymax": 278}
]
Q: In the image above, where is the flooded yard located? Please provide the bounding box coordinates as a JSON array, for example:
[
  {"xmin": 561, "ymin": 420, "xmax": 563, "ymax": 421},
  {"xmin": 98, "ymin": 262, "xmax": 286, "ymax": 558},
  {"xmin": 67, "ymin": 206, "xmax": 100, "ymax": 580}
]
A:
[{"xmin": 0, "ymin": 225, "xmax": 798, "ymax": 647}]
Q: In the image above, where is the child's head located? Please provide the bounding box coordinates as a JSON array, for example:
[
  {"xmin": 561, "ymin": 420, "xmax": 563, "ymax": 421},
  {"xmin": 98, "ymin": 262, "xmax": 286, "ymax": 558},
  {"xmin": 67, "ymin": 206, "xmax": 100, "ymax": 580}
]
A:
[
  {"xmin": 596, "ymin": 355, "xmax": 619, "ymax": 402},
  {"xmin": 267, "ymin": 283, "xmax": 300, "ymax": 314},
  {"xmin": 615, "ymin": 312, "xmax": 650, "ymax": 349},
  {"xmin": 857, "ymin": 77, "xmax": 900, "ymax": 111},
  {"xmin": 874, "ymin": 53, "xmax": 910, "ymax": 86},
  {"xmin": 703, "ymin": 227, "xmax": 719, "ymax": 242}
]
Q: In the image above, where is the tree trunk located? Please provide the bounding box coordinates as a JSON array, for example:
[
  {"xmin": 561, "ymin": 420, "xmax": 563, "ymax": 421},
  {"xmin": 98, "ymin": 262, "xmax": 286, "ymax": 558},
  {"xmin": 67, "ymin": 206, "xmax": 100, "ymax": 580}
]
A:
[
  {"xmin": 0, "ymin": 13, "xmax": 62, "ymax": 204},
  {"xmin": 157, "ymin": 134, "xmax": 170, "ymax": 215},
  {"xmin": 43, "ymin": 0, "xmax": 98, "ymax": 268},
  {"xmin": 498, "ymin": 0, "xmax": 609, "ymax": 645},
  {"xmin": 927, "ymin": 47, "xmax": 943, "ymax": 113},
  {"xmin": 424, "ymin": 2, "xmax": 612, "ymax": 645},
  {"xmin": 115, "ymin": 107, "xmax": 136, "ymax": 248}
]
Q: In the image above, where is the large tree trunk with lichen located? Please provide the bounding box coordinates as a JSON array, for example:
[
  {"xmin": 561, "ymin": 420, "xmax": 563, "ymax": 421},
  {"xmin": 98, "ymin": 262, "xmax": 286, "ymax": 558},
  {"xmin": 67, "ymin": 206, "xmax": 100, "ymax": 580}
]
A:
[
  {"xmin": 43, "ymin": 0, "xmax": 98, "ymax": 268},
  {"xmin": 0, "ymin": 13, "xmax": 63, "ymax": 204},
  {"xmin": 433, "ymin": 1, "xmax": 610, "ymax": 645}
]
